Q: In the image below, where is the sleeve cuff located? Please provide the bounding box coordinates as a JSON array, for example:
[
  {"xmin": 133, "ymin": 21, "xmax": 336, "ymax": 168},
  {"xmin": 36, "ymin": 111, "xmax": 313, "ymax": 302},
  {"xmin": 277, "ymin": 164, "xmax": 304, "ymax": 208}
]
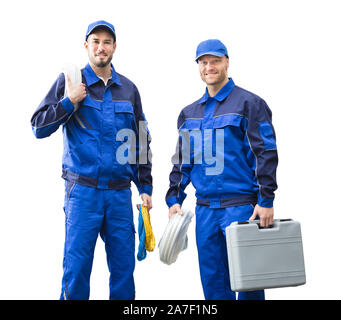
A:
[
  {"xmin": 166, "ymin": 196, "xmax": 180, "ymax": 208},
  {"xmin": 257, "ymin": 194, "xmax": 274, "ymax": 208},
  {"xmin": 138, "ymin": 185, "xmax": 153, "ymax": 196},
  {"xmin": 61, "ymin": 96, "xmax": 75, "ymax": 114},
  {"xmin": 166, "ymin": 188, "xmax": 187, "ymax": 208}
]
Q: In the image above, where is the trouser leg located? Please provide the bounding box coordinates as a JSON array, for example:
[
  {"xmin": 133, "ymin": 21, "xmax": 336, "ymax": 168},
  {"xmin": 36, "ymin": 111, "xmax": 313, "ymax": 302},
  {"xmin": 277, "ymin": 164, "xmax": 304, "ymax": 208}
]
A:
[
  {"xmin": 195, "ymin": 204, "xmax": 265, "ymax": 300},
  {"xmin": 195, "ymin": 205, "xmax": 236, "ymax": 300},
  {"xmin": 100, "ymin": 188, "xmax": 135, "ymax": 300},
  {"xmin": 222, "ymin": 204, "xmax": 265, "ymax": 301},
  {"xmin": 60, "ymin": 183, "xmax": 103, "ymax": 300}
]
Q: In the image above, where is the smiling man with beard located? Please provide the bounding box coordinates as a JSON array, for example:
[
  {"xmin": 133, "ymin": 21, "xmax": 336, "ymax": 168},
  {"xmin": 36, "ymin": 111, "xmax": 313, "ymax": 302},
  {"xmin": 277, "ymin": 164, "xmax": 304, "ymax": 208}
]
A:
[
  {"xmin": 31, "ymin": 20, "xmax": 153, "ymax": 300},
  {"xmin": 166, "ymin": 39, "xmax": 278, "ymax": 300}
]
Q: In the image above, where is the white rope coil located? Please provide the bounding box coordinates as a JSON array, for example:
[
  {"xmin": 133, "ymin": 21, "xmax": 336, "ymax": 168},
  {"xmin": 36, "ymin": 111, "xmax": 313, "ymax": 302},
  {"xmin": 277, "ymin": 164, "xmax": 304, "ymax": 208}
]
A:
[
  {"xmin": 159, "ymin": 209, "xmax": 194, "ymax": 265},
  {"xmin": 62, "ymin": 63, "xmax": 82, "ymax": 112}
]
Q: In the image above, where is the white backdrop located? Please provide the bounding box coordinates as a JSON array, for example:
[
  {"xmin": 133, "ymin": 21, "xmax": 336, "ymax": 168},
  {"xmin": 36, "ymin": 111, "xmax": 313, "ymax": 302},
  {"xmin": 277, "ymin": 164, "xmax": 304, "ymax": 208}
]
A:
[{"xmin": 0, "ymin": 0, "xmax": 340, "ymax": 300}]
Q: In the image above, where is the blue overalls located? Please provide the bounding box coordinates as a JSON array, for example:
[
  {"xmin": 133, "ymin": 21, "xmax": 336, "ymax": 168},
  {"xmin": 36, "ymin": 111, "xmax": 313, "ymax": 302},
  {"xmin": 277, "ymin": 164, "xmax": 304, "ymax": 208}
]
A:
[
  {"xmin": 166, "ymin": 79, "xmax": 278, "ymax": 300},
  {"xmin": 31, "ymin": 64, "xmax": 152, "ymax": 299}
]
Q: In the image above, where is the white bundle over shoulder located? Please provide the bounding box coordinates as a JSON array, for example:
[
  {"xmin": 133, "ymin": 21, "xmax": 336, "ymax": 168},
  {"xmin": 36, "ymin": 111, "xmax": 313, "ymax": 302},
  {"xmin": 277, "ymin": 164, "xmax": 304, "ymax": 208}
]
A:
[
  {"xmin": 159, "ymin": 209, "xmax": 194, "ymax": 265},
  {"xmin": 62, "ymin": 64, "xmax": 82, "ymax": 112}
]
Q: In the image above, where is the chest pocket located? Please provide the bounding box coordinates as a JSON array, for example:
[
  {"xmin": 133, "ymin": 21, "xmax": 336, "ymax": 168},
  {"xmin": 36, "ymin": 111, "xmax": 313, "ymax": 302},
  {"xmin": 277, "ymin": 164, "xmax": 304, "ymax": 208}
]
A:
[
  {"xmin": 213, "ymin": 114, "xmax": 245, "ymax": 138},
  {"xmin": 78, "ymin": 95, "xmax": 102, "ymax": 130},
  {"xmin": 212, "ymin": 113, "xmax": 247, "ymax": 157},
  {"xmin": 213, "ymin": 113, "xmax": 244, "ymax": 129},
  {"xmin": 179, "ymin": 119, "xmax": 202, "ymax": 165},
  {"xmin": 82, "ymin": 95, "xmax": 102, "ymax": 110},
  {"xmin": 114, "ymin": 101, "xmax": 135, "ymax": 132}
]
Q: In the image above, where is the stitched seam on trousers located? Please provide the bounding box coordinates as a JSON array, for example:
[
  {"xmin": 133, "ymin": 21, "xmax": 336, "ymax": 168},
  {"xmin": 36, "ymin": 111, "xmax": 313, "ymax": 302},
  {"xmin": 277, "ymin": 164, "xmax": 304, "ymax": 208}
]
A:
[
  {"xmin": 67, "ymin": 183, "xmax": 76, "ymax": 200},
  {"xmin": 64, "ymin": 280, "xmax": 71, "ymax": 300}
]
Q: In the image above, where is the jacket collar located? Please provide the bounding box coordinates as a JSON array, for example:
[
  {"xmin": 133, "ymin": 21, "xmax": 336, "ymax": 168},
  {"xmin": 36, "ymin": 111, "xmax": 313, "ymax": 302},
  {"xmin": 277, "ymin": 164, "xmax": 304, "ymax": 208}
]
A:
[
  {"xmin": 83, "ymin": 63, "xmax": 122, "ymax": 87},
  {"xmin": 199, "ymin": 78, "xmax": 235, "ymax": 104}
]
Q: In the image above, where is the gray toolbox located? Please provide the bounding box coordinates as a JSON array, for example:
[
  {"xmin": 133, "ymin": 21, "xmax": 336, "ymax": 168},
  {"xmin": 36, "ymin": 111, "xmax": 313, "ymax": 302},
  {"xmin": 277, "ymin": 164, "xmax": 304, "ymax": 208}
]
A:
[{"xmin": 226, "ymin": 219, "xmax": 306, "ymax": 292}]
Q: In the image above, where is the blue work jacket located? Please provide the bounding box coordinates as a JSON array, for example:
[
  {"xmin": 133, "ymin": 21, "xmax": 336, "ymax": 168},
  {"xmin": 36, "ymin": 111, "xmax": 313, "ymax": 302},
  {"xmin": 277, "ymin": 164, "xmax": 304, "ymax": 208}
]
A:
[
  {"xmin": 31, "ymin": 64, "xmax": 152, "ymax": 195},
  {"xmin": 166, "ymin": 78, "xmax": 278, "ymax": 209}
]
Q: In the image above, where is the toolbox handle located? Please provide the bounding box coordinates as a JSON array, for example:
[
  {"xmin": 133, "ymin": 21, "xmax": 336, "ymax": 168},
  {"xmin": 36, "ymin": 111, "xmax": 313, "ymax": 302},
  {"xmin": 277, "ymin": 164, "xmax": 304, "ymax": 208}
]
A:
[
  {"xmin": 237, "ymin": 219, "xmax": 293, "ymax": 229},
  {"xmin": 257, "ymin": 223, "xmax": 274, "ymax": 229}
]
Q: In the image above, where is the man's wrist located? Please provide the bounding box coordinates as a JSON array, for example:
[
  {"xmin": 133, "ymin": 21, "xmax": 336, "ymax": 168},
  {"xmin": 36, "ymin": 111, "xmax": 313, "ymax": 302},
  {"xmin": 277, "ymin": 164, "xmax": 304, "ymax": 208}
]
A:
[{"xmin": 257, "ymin": 194, "xmax": 274, "ymax": 208}]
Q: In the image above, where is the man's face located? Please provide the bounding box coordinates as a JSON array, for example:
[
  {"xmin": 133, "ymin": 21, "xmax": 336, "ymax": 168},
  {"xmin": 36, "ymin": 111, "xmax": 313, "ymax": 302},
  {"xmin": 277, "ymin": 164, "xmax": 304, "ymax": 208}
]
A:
[
  {"xmin": 84, "ymin": 30, "xmax": 116, "ymax": 68},
  {"xmin": 198, "ymin": 55, "xmax": 229, "ymax": 86}
]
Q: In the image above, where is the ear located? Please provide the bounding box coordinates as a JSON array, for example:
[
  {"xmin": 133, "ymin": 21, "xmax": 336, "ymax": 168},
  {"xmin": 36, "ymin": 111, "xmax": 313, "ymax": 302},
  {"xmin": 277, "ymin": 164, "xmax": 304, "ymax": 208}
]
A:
[
  {"xmin": 84, "ymin": 41, "xmax": 89, "ymax": 51},
  {"xmin": 113, "ymin": 42, "xmax": 117, "ymax": 53}
]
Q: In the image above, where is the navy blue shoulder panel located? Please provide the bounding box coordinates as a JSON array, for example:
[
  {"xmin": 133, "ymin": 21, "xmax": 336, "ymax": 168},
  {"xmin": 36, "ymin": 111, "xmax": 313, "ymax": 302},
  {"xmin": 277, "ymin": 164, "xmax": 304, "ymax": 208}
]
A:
[
  {"xmin": 177, "ymin": 99, "xmax": 205, "ymax": 129},
  {"xmin": 115, "ymin": 73, "xmax": 136, "ymax": 91},
  {"xmin": 177, "ymin": 85, "xmax": 271, "ymax": 129},
  {"xmin": 214, "ymin": 85, "xmax": 270, "ymax": 122},
  {"xmin": 109, "ymin": 73, "xmax": 136, "ymax": 102}
]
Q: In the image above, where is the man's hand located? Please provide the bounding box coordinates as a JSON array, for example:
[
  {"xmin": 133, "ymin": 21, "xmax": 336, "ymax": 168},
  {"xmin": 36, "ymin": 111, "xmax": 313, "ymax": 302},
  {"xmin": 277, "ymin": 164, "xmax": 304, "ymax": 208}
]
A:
[
  {"xmin": 249, "ymin": 205, "xmax": 274, "ymax": 227},
  {"xmin": 140, "ymin": 193, "xmax": 152, "ymax": 211},
  {"xmin": 168, "ymin": 203, "xmax": 183, "ymax": 219},
  {"xmin": 65, "ymin": 75, "xmax": 87, "ymax": 105}
]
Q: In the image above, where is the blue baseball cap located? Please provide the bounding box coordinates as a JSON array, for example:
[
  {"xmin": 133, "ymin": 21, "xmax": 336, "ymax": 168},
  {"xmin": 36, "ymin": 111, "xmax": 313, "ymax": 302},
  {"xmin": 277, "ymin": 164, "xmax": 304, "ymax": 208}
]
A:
[
  {"xmin": 85, "ymin": 20, "xmax": 116, "ymax": 42},
  {"xmin": 195, "ymin": 39, "xmax": 229, "ymax": 62}
]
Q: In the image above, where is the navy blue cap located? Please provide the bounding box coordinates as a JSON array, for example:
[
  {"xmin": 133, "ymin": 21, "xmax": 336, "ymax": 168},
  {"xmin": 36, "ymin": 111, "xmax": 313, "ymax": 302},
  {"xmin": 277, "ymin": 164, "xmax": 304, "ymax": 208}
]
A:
[
  {"xmin": 195, "ymin": 39, "xmax": 228, "ymax": 62},
  {"xmin": 85, "ymin": 20, "xmax": 116, "ymax": 42}
]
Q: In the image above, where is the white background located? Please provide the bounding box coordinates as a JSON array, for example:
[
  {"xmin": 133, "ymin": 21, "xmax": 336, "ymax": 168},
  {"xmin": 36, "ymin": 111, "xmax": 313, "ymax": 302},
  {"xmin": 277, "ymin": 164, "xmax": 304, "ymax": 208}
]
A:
[{"xmin": 0, "ymin": 0, "xmax": 340, "ymax": 300}]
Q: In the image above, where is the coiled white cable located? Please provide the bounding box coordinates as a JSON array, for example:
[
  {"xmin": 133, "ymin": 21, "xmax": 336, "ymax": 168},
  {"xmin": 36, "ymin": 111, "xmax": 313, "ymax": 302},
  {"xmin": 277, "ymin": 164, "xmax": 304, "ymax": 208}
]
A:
[
  {"xmin": 62, "ymin": 63, "xmax": 82, "ymax": 112},
  {"xmin": 159, "ymin": 208, "xmax": 194, "ymax": 265}
]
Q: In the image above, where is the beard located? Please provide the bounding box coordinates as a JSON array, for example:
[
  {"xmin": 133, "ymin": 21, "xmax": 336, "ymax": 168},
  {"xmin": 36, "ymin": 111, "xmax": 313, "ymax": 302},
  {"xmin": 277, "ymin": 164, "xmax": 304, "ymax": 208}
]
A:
[{"xmin": 90, "ymin": 53, "xmax": 113, "ymax": 68}]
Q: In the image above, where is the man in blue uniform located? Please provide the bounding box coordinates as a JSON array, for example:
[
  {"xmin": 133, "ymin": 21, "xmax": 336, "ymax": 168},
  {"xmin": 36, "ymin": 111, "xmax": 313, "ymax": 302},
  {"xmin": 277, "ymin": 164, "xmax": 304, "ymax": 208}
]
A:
[
  {"xmin": 31, "ymin": 20, "xmax": 152, "ymax": 300},
  {"xmin": 166, "ymin": 39, "xmax": 278, "ymax": 300}
]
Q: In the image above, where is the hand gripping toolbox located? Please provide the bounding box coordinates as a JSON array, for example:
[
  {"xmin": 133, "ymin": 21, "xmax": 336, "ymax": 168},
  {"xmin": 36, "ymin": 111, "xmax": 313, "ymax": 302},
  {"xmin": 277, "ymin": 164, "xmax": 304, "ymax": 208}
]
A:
[{"xmin": 226, "ymin": 219, "xmax": 306, "ymax": 292}]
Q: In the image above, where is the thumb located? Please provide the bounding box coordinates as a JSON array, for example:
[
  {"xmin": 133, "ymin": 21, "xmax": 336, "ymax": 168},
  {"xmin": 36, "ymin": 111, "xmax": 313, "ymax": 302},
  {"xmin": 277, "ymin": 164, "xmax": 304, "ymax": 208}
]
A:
[
  {"xmin": 141, "ymin": 194, "xmax": 147, "ymax": 206},
  {"xmin": 65, "ymin": 74, "xmax": 72, "ymax": 87},
  {"xmin": 249, "ymin": 206, "xmax": 258, "ymax": 221},
  {"xmin": 177, "ymin": 206, "xmax": 184, "ymax": 216}
]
